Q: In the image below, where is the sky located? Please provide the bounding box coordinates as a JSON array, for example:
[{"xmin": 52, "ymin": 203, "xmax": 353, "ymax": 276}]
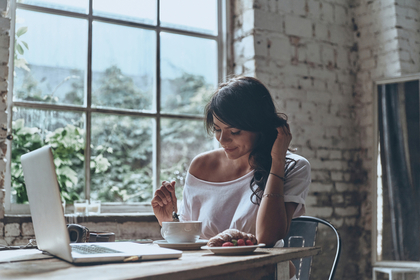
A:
[{"xmin": 16, "ymin": 0, "xmax": 218, "ymax": 85}]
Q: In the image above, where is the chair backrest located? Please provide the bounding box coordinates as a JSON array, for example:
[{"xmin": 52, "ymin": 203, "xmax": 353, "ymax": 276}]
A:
[{"xmin": 284, "ymin": 216, "xmax": 341, "ymax": 280}]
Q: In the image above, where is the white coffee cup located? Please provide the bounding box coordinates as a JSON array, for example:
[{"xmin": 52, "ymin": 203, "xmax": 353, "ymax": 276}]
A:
[{"xmin": 161, "ymin": 221, "xmax": 202, "ymax": 243}]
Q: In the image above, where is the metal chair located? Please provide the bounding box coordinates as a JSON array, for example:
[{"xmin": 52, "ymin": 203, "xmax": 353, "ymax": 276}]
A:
[{"xmin": 284, "ymin": 216, "xmax": 341, "ymax": 280}]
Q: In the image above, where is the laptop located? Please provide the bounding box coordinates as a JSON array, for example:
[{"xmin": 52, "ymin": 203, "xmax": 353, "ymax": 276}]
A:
[{"xmin": 21, "ymin": 145, "xmax": 182, "ymax": 264}]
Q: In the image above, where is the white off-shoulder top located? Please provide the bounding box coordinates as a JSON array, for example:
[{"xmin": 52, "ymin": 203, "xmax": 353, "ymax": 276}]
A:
[{"xmin": 179, "ymin": 151, "xmax": 311, "ymax": 244}]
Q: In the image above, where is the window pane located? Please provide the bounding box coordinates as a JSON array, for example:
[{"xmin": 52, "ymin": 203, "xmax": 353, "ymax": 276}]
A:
[
  {"xmin": 12, "ymin": 107, "xmax": 85, "ymax": 204},
  {"xmin": 93, "ymin": 0, "xmax": 157, "ymax": 25},
  {"xmin": 160, "ymin": 118, "xmax": 214, "ymax": 199},
  {"xmin": 19, "ymin": 0, "xmax": 88, "ymax": 14},
  {"xmin": 90, "ymin": 114, "xmax": 154, "ymax": 202},
  {"xmin": 160, "ymin": 0, "xmax": 217, "ymax": 35},
  {"xmin": 14, "ymin": 10, "xmax": 87, "ymax": 106},
  {"xmin": 92, "ymin": 22, "xmax": 156, "ymax": 111},
  {"xmin": 160, "ymin": 33, "xmax": 217, "ymax": 115}
]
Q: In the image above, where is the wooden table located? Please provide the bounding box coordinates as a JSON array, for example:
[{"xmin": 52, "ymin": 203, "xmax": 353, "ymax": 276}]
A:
[{"xmin": 0, "ymin": 246, "xmax": 321, "ymax": 280}]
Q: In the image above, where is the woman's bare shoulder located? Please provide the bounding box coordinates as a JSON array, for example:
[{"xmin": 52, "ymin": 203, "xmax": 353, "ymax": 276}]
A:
[{"xmin": 189, "ymin": 148, "xmax": 224, "ymax": 178}]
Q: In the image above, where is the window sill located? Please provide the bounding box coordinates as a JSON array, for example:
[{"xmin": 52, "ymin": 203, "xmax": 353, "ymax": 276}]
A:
[
  {"xmin": 2, "ymin": 212, "xmax": 158, "ymax": 224},
  {"xmin": 5, "ymin": 203, "xmax": 154, "ymax": 215}
]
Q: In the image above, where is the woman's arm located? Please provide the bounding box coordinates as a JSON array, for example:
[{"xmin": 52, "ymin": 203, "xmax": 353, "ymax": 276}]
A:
[
  {"xmin": 256, "ymin": 125, "xmax": 297, "ymax": 247},
  {"xmin": 256, "ymin": 158, "xmax": 298, "ymax": 246}
]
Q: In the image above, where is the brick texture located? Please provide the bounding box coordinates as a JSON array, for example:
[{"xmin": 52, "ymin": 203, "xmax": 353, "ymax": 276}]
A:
[
  {"xmin": 231, "ymin": 0, "xmax": 420, "ymax": 279},
  {"xmin": 5, "ymin": 223, "xmax": 20, "ymax": 237}
]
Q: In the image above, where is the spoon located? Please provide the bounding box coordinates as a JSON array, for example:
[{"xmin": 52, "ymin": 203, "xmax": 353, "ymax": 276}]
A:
[
  {"xmin": 170, "ymin": 193, "xmax": 179, "ymax": 222},
  {"xmin": 172, "ymin": 211, "xmax": 180, "ymax": 222}
]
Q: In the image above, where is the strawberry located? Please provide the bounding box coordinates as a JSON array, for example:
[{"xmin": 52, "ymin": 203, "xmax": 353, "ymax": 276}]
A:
[
  {"xmin": 222, "ymin": 242, "xmax": 234, "ymax": 247},
  {"xmin": 237, "ymin": 239, "xmax": 245, "ymax": 246},
  {"xmin": 245, "ymin": 239, "xmax": 254, "ymax": 246},
  {"xmin": 231, "ymin": 239, "xmax": 238, "ymax": 246}
]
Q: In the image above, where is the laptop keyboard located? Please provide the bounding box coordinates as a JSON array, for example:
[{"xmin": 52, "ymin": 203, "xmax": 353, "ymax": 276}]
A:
[{"xmin": 71, "ymin": 244, "xmax": 123, "ymax": 255}]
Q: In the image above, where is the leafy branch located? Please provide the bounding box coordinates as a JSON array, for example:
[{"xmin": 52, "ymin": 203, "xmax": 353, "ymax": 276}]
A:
[{"xmin": 14, "ymin": 26, "xmax": 30, "ymax": 72}]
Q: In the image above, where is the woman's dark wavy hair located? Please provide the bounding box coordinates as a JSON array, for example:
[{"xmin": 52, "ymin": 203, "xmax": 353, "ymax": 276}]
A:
[{"xmin": 205, "ymin": 76, "xmax": 296, "ymax": 205}]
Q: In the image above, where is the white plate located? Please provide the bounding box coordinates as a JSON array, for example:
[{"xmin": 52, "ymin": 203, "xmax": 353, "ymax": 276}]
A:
[
  {"xmin": 201, "ymin": 243, "xmax": 266, "ymax": 255},
  {"xmin": 153, "ymin": 239, "xmax": 209, "ymax": 250}
]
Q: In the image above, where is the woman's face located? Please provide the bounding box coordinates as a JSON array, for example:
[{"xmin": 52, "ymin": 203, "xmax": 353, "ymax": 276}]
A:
[{"xmin": 212, "ymin": 115, "xmax": 258, "ymax": 160}]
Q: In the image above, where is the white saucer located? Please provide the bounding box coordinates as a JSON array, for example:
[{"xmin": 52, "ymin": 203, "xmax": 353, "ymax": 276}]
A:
[
  {"xmin": 201, "ymin": 243, "xmax": 266, "ymax": 255},
  {"xmin": 153, "ymin": 239, "xmax": 209, "ymax": 250}
]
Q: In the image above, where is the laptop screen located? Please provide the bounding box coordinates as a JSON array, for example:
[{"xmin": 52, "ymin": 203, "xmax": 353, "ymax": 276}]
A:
[{"xmin": 21, "ymin": 145, "xmax": 73, "ymax": 262}]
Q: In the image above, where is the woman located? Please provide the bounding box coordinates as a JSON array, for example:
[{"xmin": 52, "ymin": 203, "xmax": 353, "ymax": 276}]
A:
[{"xmin": 152, "ymin": 76, "xmax": 310, "ymax": 279}]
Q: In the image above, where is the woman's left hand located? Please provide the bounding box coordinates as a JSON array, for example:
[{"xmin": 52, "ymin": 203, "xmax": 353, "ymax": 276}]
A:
[{"xmin": 271, "ymin": 124, "xmax": 292, "ymax": 161}]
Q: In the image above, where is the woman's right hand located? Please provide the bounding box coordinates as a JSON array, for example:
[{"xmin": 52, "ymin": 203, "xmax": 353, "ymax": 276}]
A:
[
  {"xmin": 152, "ymin": 181, "xmax": 177, "ymax": 225},
  {"xmin": 271, "ymin": 124, "xmax": 292, "ymax": 161}
]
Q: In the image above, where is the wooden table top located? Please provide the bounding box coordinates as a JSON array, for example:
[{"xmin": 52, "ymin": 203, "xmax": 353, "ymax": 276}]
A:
[{"xmin": 0, "ymin": 246, "xmax": 321, "ymax": 280}]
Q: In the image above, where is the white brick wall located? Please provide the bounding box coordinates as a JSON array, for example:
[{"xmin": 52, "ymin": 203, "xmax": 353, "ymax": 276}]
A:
[
  {"xmin": 231, "ymin": 0, "xmax": 418, "ymax": 278},
  {"xmin": 0, "ymin": 218, "xmax": 161, "ymax": 246},
  {"xmin": 285, "ymin": 15, "xmax": 312, "ymax": 38},
  {"xmin": 5, "ymin": 223, "xmax": 19, "ymax": 237},
  {"xmin": 79, "ymin": 221, "xmax": 161, "ymax": 240},
  {"xmin": 395, "ymin": 0, "xmax": 420, "ymax": 74},
  {"xmin": 353, "ymin": 0, "xmax": 418, "ymax": 278},
  {"xmin": 21, "ymin": 222, "xmax": 34, "ymax": 236}
]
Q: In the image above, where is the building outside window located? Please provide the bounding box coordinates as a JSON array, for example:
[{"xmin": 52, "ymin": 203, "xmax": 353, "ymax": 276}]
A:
[{"xmin": 6, "ymin": 0, "xmax": 226, "ymax": 213}]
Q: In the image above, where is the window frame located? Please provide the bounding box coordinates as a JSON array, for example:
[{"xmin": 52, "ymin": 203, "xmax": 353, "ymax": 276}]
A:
[
  {"xmin": 372, "ymin": 73, "xmax": 420, "ymax": 268},
  {"xmin": 5, "ymin": 0, "xmax": 229, "ymax": 214}
]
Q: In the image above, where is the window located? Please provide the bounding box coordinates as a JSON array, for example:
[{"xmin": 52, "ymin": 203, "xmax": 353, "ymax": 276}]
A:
[
  {"xmin": 6, "ymin": 0, "xmax": 226, "ymax": 213},
  {"xmin": 374, "ymin": 74, "xmax": 420, "ymax": 266}
]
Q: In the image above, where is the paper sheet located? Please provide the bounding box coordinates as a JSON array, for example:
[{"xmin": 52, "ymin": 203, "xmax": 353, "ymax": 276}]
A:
[{"xmin": 0, "ymin": 249, "xmax": 53, "ymax": 263}]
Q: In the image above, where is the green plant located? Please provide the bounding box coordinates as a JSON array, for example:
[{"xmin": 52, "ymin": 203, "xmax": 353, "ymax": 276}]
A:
[
  {"xmin": 14, "ymin": 26, "xmax": 30, "ymax": 72},
  {"xmin": 11, "ymin": 119, "xmax": 43, "ymax": 203},
  {"xmin": 11, "ymin": 119, "xmax": 110, "ymax": 204},
  {"xmin": 90, "ymin": 115, "xmax": 154, "ymax": 202}
]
